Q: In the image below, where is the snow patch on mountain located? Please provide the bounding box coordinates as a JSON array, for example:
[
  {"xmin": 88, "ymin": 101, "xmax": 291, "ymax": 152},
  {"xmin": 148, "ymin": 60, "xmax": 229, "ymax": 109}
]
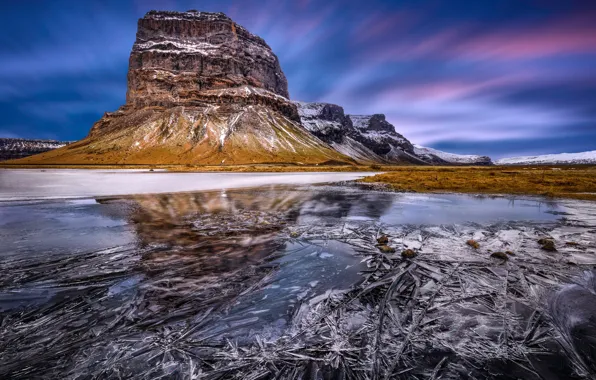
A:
[
  {"xmin": 330, "ymin": 137, "xmax": 387, "ymax": 164},
  {"xmin": 413, "ymin": 145, "xmax": 492, "ymax": 165},
  {"xmin": 496, "ymin": 151, "xmax": 596, "ymax": 165}
]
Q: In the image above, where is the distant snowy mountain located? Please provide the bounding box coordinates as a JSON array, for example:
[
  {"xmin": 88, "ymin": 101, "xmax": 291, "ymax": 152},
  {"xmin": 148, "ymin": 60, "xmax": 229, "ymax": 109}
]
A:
[
  {"xmin": 0, "ymin": 138, "xmax": 71, "ymax": 161},
  {"xmin": 496, "ymin": 151, "xmax": 596, "ymax": 165},
  {"xmin": 413, "ymin": 145, "xmax": 492, "ymax": 165}
]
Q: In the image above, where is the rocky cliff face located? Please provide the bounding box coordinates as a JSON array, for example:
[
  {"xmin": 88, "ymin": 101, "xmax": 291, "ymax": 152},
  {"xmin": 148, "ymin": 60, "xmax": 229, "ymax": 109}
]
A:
[
  {"xmin": 127, "ymin": 10, "xmax": 289, "ymax": 108},
  {"xmin": 295, "ymin": 102, "xmax": 352, "ymax": 144},
  {"xmin": 0, "ymin": 138, "xmax": 70, "ymax": 161},
  {"xmin": 347, "ymin": 114, "xmax": 424, "ymax": 163},
  {"xmin": 295, "ymin": 102, "xmax": 387, "ymax": 164},
  {"xmin": 18, "ymin": 11, "xmax": 348, "ymax": 166}
]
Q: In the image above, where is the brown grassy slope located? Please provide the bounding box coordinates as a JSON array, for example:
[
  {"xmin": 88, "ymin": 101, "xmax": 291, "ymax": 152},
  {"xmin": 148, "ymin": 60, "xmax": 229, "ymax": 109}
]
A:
[
  {"xmin": 358, "ymin": 166, "xmax": 596, "ymax": 200},
  {"xmin": 8, "ymin": 106, "xmax": 353, "ymax": 166}
]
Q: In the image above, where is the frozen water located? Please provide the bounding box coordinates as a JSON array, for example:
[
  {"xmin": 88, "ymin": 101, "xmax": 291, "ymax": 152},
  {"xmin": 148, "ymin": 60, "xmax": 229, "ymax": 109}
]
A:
[
  {"xmin": 0, "ymin": 183, "xmax": 595, "ymax": 379},
  {"xmin": 0, "ymin": 169, "xmax": 375, "ymax": 201}
]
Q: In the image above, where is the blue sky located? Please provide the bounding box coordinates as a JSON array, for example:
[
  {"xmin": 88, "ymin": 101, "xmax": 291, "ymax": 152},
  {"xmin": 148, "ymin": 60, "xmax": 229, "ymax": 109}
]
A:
[{"xmin": 1, "ymin": 0, "xmax": 595, "ymax": 158}]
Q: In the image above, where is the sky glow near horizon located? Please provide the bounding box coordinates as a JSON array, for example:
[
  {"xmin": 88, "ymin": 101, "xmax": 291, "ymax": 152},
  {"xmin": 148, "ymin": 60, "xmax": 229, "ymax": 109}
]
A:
[{"xmin": 0, "ymin": 0, "xmax": 595, "ymax": 159}]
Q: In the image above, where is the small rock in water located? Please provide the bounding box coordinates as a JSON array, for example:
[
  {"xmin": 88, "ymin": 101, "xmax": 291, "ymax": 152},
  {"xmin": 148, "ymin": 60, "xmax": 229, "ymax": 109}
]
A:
[
  {"xmin": 401, "ymin": 249, "xmax": 417, "ymax": 259},
  {"xmin": 538, "ymin": 238, "xmax": 557, "ymax": 252},
  {"xmin": 290, "ymin": 231, "xmax": 300, "ymax": 238},
  {"xmin": 377, "ymin": 245, "xmax": 395, "ymax": 253},
  {"xmin": 466, "ymin": 239, "xmax": 480, "ymax": 249},
  {"xmin": 490, "ymin": 252, "xmax": 509, "ymax": 261},
  {"xmin": 376, "ymin": 235, "xmax": 389, "ymax": 245},
  {"xmin": 565, "ymin": 241, "xmax": 580, "ymax": 247},
  {"xmin": 505, "ymin": 250, "xmax": 515, "ymax": 256}
]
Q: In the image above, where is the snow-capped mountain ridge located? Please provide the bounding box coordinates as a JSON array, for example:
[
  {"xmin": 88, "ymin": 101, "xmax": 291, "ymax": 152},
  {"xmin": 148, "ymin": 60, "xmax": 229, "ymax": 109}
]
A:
[
  {"xmin": 413, "ymin": 144, "xmax": 492, "ymax": 165},
  {"xmin": 496, "ymin": 151, "xmax": 596, "ymax": 165},
  {"xmin": 0, "ymin": 138, "xmax": 71, "ymax": 161}
]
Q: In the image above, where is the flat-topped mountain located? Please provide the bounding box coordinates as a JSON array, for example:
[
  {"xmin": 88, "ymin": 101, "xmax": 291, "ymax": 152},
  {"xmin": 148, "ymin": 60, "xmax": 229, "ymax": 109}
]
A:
[
  {"xmin": 15, "ymin": 11, "xmax": 349, "ymax": 166},
  {"xmin": 347, "ymin": 114, "xmax": 424, "ymax": 163}
]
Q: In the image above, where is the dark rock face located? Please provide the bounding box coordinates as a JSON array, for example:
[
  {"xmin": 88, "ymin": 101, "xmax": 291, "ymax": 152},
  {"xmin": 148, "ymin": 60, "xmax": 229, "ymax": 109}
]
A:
[
  {"xmin": 348, "ymin": 114, "xmax": 416, "ymax": 157},
  {"xmin": 0, "ymin": 138, "xmax": 70, "ymax": 161},
  {"xmin": 127, "ymin": 10, "xmax": 289, "ymax": 110},
  {"xmin": 295, "ymin": 102, "xmax": 353, "ymax": 144}
]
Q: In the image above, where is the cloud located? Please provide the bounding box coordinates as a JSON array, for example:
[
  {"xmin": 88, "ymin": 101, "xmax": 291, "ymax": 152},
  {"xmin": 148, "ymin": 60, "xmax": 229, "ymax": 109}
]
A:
[{"xmin": 0, "ymin": 0, "xmax": 594, "ymax": 157}]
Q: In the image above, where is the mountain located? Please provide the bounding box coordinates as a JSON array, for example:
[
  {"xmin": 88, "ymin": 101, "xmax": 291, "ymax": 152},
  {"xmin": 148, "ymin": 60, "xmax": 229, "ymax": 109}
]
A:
[
  {"xmin": 413, "ymin": 145, "xmax": 492, "ymax": 165},
  {"xmin": 294, "ymin": 101, "xmax": 490, "ymax": 165},
  {"xmin": 295, "ymin": 102, "xmax": 429, "ymax": 164},
  {"xmin": 295, "ymin": 102, "xmax": 387, "ymax": 164},
  {"xmin": 8, "ymin": 10, "xmax": 496, "ymax": 167},
  {"xmin": 496, "ymin": 151, "xmax": 596, "ymax": 165},
  {"xmin": 348, "ymin": 114, "xmax": 428, "ymax": 164},
  {"xmin": 13, "ymin": 11, "xmax": 350, "ymax": 166},
  {"xmin": 0, "ymin": 138, "xmax": 71, "ymax": 161}
]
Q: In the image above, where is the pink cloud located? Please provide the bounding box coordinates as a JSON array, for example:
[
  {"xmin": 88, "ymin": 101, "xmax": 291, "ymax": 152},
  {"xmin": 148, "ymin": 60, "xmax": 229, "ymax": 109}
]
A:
[
  {"xmin": 395, "ymin": 72, "xmax": 540, "ymax": 101},
  {"xmin": 353, "ymin": 12, "xmax": 596, "ymax": 65},
  {"xmin": 456, "ymin": 15, "xmax": 596, "ymax": 60}
]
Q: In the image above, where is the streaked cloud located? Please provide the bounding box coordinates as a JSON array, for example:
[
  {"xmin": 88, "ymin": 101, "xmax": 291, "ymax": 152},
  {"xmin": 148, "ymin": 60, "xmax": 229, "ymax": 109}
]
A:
[{"xmin": 0, "ymin": 0, "xmax": 594, "ymax": 158}]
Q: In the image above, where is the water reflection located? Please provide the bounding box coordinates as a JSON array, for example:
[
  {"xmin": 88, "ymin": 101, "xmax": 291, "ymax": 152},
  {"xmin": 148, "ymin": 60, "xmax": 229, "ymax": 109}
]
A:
[{"xmin": 0, "ymin": 186, "xmax": 564, "ymax": 378}]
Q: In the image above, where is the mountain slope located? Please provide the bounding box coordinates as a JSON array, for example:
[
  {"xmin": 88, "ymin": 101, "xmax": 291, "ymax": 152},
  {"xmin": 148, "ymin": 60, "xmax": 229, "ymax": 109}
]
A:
[
  {"xmin": 12, "ymin": 11, "xmax": 350, "ymax": 166},
  {"xmin": 496, "ymin": 151, "xmax": 596, "ymax": 165},
  {"xmin": 413, "ymin": 144, "xmax": 492, "ymax": 165}
]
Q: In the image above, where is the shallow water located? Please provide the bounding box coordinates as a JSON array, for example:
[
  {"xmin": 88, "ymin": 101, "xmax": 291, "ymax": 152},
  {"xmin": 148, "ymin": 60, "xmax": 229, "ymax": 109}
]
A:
[{"xmin": 0, "ymin": 184, "xmax": 579, "ymax": 379}]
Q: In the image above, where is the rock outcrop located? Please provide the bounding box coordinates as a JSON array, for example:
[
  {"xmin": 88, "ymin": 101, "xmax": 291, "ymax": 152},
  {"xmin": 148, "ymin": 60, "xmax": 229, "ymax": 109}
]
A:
[
  {"xmin": 347, "ymin": 114, "xmax": 426, "ymax": 163},
  {"xmin": 16, "ymin": 11, "xmax": 349, "ymax": 166},
  {"xmin": 0, "ymin": 138, "xmax": 70, "ymax": 161},
  {"xmin": 295, "ymin": 102, "xmax": 351, "ymax": 144},
  {"xmin": 295, "ymin": 102, "xmax": 386, "ymax": 164}
]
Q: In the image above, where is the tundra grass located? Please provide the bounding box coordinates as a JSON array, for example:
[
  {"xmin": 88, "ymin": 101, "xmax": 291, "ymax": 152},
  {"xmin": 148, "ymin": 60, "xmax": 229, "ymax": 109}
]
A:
[{"xmin": 358, "ymin": 165, "xmax": 596, "ymax": 201}]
